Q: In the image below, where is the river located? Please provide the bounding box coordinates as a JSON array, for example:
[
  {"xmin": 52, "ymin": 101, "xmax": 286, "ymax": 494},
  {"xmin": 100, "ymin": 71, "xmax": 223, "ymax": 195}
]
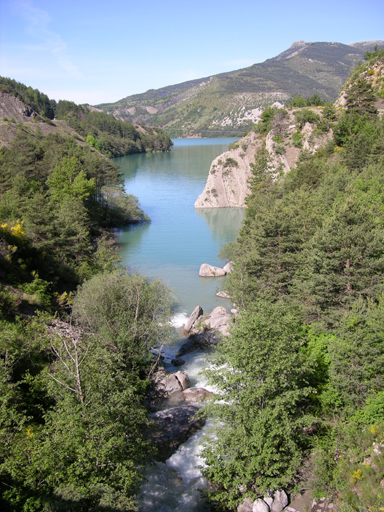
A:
[{"xmin": 114, "ymin": 138, "xmax": 244, "ymax": 511}]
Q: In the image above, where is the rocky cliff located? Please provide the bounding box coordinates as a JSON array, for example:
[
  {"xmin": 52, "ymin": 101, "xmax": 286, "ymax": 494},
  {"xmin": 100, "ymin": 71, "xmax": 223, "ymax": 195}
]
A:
[
  {"xmin": 195, "ymin": 109, "xmax": 332, "ymax": 208},
  {"xmin": 195, "ymin": 131, "xmax": 261, "ymax": 208}
]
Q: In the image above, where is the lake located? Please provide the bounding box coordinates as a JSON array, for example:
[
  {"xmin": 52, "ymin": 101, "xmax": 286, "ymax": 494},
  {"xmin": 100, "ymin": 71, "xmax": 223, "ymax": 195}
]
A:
[{"xmin": 115, "ymin": 138, "xmax": 244, "ymax": 317}]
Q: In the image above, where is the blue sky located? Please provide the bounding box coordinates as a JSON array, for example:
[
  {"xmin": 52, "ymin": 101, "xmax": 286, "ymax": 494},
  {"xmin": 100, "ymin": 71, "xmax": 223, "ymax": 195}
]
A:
[{"xmin": 1, "ymin": 0, "xmax": 383, "ymax": 105}]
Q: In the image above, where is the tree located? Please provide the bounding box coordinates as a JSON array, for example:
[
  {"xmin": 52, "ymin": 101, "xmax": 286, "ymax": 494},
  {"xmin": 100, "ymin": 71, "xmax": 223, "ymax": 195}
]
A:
[
  {"xmin": 202, "ymin": 302, "xmax": 316, "ymax": 507},
  {"xmin": 47, "ymin": 156, "xmax": 95, "ymax": 203},
  {"xmin": 329, "ymin": 294, "xmax": 384, "ymax": 412},
  {"xmin": 1, "ymin": 327, "xmax": 151, "ymax": 511},
  {"xmin": 72, "ymin": 271, "xmax": 174, "ymax": 374},
  {"xmin": 229, "ymin": 188, "xmax": 318, "ymax": 308},
  {"xmin": 294, "ymin": 195, "xmax": 384, "ymax": 323},
  {"xmin": 345, "ymin": 79, "xmax": 378, "ymax": 117}
]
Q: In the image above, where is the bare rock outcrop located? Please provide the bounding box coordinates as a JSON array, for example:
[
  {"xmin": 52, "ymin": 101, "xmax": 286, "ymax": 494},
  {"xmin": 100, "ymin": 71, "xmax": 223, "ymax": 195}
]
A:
[
  {"xmin": 0, "ymin": 91, "xmax": 37, "ymax": 122},
  {"xmin": 195, "ymin": 111, "xmax": 333, "ymax": 209},
  {"xmin": 195, "ymin": 131, "xmax": 261, "ymax": 208}
]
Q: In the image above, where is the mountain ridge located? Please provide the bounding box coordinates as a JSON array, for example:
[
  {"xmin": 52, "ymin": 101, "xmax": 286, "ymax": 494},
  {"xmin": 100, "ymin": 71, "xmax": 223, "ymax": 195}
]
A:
[{"xmin": 95, "ymin": 40, "xmax": 384, "ymax": 137}]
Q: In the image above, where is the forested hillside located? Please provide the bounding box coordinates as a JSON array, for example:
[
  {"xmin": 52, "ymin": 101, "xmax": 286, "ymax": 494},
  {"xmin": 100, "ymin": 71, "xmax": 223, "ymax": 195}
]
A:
[
  {"xmin": 0, "ymin": 77, "xmax": 173, "ymax": 157},
  {"xmin": 0, "ymin": 81, "xmax": 175, "ymax": 511},
  {"xmin": 201, "ymin": 48, "xmax": 384, "ymax": 510}
]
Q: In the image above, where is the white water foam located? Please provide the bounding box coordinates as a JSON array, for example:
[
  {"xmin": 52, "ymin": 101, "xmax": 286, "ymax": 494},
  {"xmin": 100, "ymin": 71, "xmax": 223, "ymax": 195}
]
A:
[
  {"xmin": 170, "ymin": 311, "xmax": 189, "ymax": 329},
  {"xmin": 137, "ymin": 423, "xmax": 212, "ymax": 512}
]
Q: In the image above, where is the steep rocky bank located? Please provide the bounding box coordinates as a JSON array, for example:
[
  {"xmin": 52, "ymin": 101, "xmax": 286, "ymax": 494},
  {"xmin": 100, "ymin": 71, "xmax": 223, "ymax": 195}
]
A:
[{"xmin": 195, "ymin": 109, "xmax": 332, "ymax": 208}]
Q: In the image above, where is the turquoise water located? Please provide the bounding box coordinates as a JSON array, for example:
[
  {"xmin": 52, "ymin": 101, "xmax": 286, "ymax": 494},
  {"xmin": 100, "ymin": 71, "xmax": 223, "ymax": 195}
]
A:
[{"xmin": 115, "ymin": 138, "xmax": 245, "ymax": 317}]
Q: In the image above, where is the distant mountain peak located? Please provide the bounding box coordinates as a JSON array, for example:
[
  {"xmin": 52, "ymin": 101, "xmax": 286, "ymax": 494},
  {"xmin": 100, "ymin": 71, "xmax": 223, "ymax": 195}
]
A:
[
  {"xmin": 96, "ymin": 40, "xmax": 384, "ymax": 138},
  {"xmin": 273, "ymin": 41, "xmax": 310, "ymax": 61},
  {"xmin": 291, "ymin": 40, "xmax": 307, "ymax": 48}
]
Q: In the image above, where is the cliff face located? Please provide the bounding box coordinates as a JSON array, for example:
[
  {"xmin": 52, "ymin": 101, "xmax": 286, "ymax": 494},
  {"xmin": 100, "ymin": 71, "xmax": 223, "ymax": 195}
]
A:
[
  {"xmin": 194, "ymin": 132, "xmax": 260, "ymax": 208},
  {"xmin": 0, "ymin": 91, "xmax": 37, "ymax": 122},
  {"xmin": 195, "ymin": 110, "xmax": 332, "ymax": 208}
]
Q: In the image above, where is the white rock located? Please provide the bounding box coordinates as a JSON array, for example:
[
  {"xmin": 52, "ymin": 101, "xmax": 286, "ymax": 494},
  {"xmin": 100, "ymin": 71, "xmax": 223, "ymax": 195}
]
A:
[
  {"xmin": 238, "ymin": 497, "xmax": 253, "ymax": 512},
  {"xmin": 253, "ymin": 498, "xmax": 270, "ymax": 512},
  {"xmin": 204, "ymin": 306, "xmax": 232, "ymax": 335},
  {"xmin": 184, "ymin": 305, "xmax": 203, "ymax": 333},
  {"xmin": 199, "ymin": 263, "xmax": 226, "ymax": 277},
  {"xmin": 216, "ymin": 291, "xmax": 231, "ymax": 299},
  {"xmin": 271, "ymin": 490, "xmax": 289, "ymax": 512},
  {"xmin": 223, "ymin": 261, "xmax": 234, "ymax": 273},
  {"xmin": 150, "ymin": 370, "xmax": 190, "ymax": 397}
]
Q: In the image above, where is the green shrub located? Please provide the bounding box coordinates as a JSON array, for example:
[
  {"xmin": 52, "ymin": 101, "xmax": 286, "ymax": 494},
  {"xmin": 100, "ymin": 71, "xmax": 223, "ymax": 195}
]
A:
[{"xmin": 223, "ymin": 157, "xmax": 239, "ymax": 168}]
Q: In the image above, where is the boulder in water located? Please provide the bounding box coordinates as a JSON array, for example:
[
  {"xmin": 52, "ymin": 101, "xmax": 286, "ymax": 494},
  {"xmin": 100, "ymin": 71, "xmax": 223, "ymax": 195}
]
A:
[
  {"xmin": 199, "ymin": 263, "xmax": 226, "ymax": 277},
  {"xmin": 184, "ymin": 305, "xmax": 204, "ymax": 334},
  {"xmin": 149, "ymin": 370, "xmax": 190, "ymax": 399},
  {"xmin": 171, "ymin": 358, "xmax": 186, "ymax": 367},
  {"xmin": 176, "ymin": 330, "xmax": 222, "ymax": 358},
  {"xmin": 204, "ymin": 306, "xmax": 232, "ymax": 335},
  {"xmin": 223, "ymin": 261, "xmax": 234, "ymax": 273},
  {"xmin": 149, "ymin": 405, "xmax": 206, "ymax": 460},
  {"xmin": 216, "ymin": 290, "xmax": 231, "ymax": 299},
  {"xmin": 180, "ymin": 387, "xmax": 213, "ymax": 403}
]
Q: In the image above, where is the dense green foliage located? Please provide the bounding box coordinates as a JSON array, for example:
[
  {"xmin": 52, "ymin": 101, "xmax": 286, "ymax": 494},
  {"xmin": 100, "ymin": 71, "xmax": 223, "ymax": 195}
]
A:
[
  {"xmin": 202, "ymin": 49, "xmax": 384, "ymax": 508},
  {"xmin": 286, "ymin": 94, "xmax": 326, "ymax": 108},
  {"xmin": 0, "ymin": 129, "xmax": 148, "ymax": 291},
  {"xmin": 0, "ymin": 77, "xmax": 55, "ymax": 119},
  {"xmin": 72, "ymin": 271, "xmax": 174, "ymax": 375},
  {"xmin": 203, "ymin": 303, "xmax": 316, "ymax": 507},
  {"xmin": 0, "ymin": 272, "xmax": 173, "ymax": 511}
]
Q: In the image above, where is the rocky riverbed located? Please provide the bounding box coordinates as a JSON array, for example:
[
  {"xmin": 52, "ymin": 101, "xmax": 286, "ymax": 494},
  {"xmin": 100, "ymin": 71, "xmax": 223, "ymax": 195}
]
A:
[{"xmin": 146, "ymin": 303, "xmax": 234, "ymax": 461}]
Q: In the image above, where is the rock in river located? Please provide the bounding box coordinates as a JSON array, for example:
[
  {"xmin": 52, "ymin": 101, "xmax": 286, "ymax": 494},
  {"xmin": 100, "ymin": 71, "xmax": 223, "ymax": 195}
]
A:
[
  {"xmin": 149, "ymin": 405, "xmax": 206, "ymax": 460},
  {"xmin": 149, "ymin": 370, "xmax": 190, "ymax": 399},
  {"xmin": 184, "ymin": 304, "xmax": 204, "ymax": 334},
  {"xmin": 199, "ymin": 263, "xmax": 226, "ymax": 277}
]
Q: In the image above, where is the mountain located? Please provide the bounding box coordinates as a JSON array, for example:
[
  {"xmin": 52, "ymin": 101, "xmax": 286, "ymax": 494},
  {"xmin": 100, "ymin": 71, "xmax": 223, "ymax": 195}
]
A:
[
  {"xmin": 96, "ymin": 40, "xmax": 384, "ymax": 137},
  {"xmin": 195, "ymin": 46, "xmax": 384, "ymax": 209}
]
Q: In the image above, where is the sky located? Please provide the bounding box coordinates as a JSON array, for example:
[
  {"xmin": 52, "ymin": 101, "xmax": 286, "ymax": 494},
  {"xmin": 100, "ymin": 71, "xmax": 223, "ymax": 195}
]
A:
[{"xmin": 0, "ymin": 0, "xmax": 383, "ymax": 106}]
